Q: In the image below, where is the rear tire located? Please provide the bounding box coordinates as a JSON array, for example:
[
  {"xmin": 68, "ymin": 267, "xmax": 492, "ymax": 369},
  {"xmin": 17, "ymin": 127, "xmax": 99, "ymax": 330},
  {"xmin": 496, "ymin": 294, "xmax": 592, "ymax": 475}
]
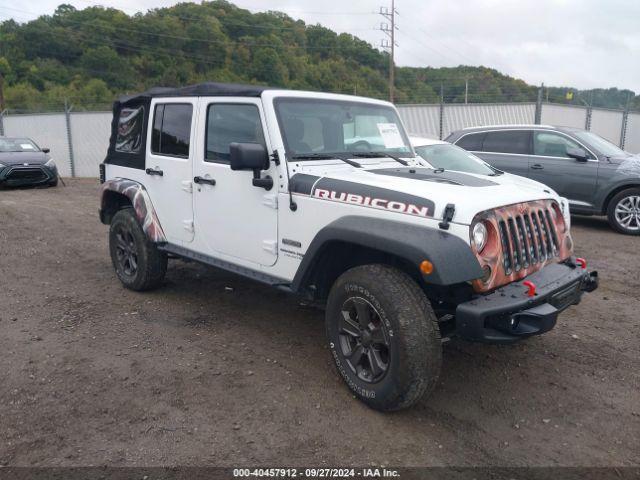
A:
[
  {"xmin": 606, "ymin": 188, "xmax": 640, "ymax": 235},
  {"xmin": 325, "ymin": 264, "xmax": 442, "ymax": 411},
  {"xmin": 109, "ymin": 208, "xmax": 167, "ymax": 291}
]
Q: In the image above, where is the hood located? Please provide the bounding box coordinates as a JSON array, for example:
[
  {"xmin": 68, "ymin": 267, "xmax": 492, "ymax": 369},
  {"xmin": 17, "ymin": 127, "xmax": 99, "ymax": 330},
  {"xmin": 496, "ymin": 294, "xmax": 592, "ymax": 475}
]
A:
[
  {"xmin": 0, "ymin": 151, "xmax": 48, "ymax": 166},
  {"xmin": 290, "ymin": 159, "xmax": 558, "ymax": 225},
  {"xmin": 605, "ymin": 153, "xmax": 638, "ymax": 165},
  {"xmin": 491, "ymin": 171, "xmax": 555, "ymax": 193}
]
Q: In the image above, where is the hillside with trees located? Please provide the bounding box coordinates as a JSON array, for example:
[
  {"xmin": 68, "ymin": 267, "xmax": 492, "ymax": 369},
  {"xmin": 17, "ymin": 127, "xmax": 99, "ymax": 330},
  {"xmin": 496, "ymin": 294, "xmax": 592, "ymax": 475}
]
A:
[{"xmin": 0, "ymin": 0, "xmax": 637, "ymax": 112}]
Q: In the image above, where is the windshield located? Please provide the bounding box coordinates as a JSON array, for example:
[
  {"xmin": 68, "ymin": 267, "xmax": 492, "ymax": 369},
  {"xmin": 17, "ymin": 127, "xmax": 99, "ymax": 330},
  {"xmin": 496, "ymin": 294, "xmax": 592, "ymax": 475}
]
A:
[
  {"xmin": 0, "ymin": 138, "xmax": 39, "ymax": 153},
  {"xmin": 573, "ymin": 131, "xmax": 626, "ymax": 157},
  {"xmin": 414, "ymin": 143, "xmax": 496, "ymax": 176},
  {"xmin": 274, "ymin": 98, "xmax": 413, "ymax": 159}
]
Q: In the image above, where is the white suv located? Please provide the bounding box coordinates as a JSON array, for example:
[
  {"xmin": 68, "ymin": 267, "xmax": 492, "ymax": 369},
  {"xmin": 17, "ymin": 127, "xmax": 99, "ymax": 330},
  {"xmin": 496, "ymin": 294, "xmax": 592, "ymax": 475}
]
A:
[{"xmin": 100, "ymin": 83, "xmax": 598, "ymax": 411}]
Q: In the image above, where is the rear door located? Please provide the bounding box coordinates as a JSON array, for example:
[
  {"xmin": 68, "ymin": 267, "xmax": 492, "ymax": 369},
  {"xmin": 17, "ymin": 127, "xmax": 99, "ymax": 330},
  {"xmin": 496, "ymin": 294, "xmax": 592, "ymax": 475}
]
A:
[
  {"xmin": 474, "ymin": 129, "xmax": 532, "ymax": 177},
  {"xmin": 527, "ymin": 130, "xmax": 599, "ymax": 207},
  {"xmin": 144, "ymin": 99, "xmax": 197, "ymax": 244},
  {"xmin": 191, "ymin": 98, "xmax": 278, "ymax": 267}
]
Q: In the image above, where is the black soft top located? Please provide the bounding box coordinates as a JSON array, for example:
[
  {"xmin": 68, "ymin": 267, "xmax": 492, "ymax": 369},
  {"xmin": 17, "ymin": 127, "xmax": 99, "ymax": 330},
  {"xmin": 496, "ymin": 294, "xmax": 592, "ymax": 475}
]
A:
[
  {"xmin": 118, "ymin": 82, "xmax": 273, "ymax": 104},
  {"xmin": 106, "ymin": 82, "xmax": 275, "ymax": 170}
]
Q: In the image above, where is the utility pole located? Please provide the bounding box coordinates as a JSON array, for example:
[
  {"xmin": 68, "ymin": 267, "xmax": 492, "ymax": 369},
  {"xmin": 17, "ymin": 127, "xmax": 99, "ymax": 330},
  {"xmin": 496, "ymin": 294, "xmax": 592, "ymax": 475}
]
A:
[
  {"xmin": 464, "ymin": 77, "xmax": 468, "ymax": 104},
  {"xmin": 379, "ymin": 0, "xmax": 397, "ymax": 103},
  {"xmin": 0, "ymin": 72, "xmax": 5, "ymax": 112}
]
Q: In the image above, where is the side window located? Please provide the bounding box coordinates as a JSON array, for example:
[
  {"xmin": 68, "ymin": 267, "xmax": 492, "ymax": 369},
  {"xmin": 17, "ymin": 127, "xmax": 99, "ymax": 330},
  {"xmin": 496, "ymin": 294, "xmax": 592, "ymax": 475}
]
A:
[
  {"xmin": 456, "ymin": 132, "xmax": 484, "ymax": 151},
  {"xmin": 151, "ymin": 103, "xmax": 193, "ymax": 158},
  {"xmin": 206, "ymin": 104, "xmax": 266, "ymax": 163},
  {"xmin": 533, "ymin": 131, "xmax": 586, "ymax": 158},
  {"xmin": 115, "ymin": 106, "xmax": 144, "ymax": 153},
  {"xmin": 482, "ymin": 131, "xmax": 531, "ymax": 155}
]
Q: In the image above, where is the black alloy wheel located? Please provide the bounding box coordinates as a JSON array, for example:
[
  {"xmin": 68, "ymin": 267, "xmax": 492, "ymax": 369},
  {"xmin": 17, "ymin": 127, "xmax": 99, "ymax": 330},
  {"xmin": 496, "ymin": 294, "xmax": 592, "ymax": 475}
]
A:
[{"xmin": 338, "ymin": 297, "xmax": 390, "ymax": 383}]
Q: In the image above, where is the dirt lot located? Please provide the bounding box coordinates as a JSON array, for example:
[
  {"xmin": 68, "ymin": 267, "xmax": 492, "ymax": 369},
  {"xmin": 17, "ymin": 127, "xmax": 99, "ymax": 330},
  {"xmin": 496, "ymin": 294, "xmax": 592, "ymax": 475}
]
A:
[{"xmin": 0, "ymin": 178, "xmax": 638, "ymax": 467}]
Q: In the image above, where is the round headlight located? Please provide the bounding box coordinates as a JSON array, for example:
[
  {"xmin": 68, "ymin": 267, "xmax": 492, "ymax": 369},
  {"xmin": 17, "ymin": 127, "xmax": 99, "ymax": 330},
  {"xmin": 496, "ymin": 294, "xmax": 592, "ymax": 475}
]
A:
[{"xmin": 472, "ymin": 222, "xmax": 488, "ymax": 252}]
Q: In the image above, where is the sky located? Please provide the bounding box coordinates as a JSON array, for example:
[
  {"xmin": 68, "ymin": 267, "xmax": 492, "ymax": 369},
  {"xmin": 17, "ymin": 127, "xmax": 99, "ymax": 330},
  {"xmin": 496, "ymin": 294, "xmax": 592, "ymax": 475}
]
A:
[{"xmin": 4, "ymin": 0, "xmax": 640, "ymax": 93}]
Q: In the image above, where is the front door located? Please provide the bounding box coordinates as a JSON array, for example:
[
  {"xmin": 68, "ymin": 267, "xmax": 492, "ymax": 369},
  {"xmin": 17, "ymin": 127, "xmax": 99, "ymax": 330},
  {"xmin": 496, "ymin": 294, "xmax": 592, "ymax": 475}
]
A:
[
  {"xmin": 143, "ymin": 99, "xmax": 197, "ymax": 244},
  {"xmin": 192, "ymin": 98, "xmax": 278, "ymax": 267},
  {"xmin": 527, "ymin": 130, "xmax": 599, "ymax": 209}
]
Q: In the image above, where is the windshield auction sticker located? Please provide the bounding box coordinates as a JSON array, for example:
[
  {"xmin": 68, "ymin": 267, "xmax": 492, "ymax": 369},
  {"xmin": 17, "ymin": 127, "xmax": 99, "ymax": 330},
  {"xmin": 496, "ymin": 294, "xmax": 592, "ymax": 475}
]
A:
[{"xmin": 376, "ymin": 123, "xmax": 405, "ymax": 149}]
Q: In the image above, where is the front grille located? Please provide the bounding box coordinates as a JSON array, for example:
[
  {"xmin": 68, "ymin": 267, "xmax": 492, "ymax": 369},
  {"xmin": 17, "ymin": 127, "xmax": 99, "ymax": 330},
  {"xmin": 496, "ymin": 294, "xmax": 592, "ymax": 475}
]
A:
[
  {"xmin": 497, "ymin": 206, "xmax": 560, "ymax": 276},
  {"xmin": 6, "ymin": 167, "xmax": 48, "ymax": 182},
  {"xmin": 471, "ymin": 199, "xmax": 572, "ymax": 293}
]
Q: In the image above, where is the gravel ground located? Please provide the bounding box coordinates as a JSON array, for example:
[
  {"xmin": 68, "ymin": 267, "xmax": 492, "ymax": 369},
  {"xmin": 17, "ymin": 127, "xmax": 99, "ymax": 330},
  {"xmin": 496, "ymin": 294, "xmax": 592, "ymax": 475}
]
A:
[{"xmin": 0, "ymin": 179, "xmax": 638, "ymax": 467}]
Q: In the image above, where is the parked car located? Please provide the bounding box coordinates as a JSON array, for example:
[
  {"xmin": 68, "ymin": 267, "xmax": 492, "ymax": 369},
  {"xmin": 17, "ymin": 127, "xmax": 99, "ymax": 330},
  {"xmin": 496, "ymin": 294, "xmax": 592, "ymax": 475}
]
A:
[
  {"xmin": 446, "ymin": 125, "xmax": 640, "ymax": 234},
  {"xmin": 0, "ymin": 137, "xmax": 58, "ymax": 188},
  {"xmin": 411, "ymin": 136, "xmax": 571, "ymax": 220},
  {"xmin": 99, "ymin": 83, "xmax": 597, "ymax": 411}
]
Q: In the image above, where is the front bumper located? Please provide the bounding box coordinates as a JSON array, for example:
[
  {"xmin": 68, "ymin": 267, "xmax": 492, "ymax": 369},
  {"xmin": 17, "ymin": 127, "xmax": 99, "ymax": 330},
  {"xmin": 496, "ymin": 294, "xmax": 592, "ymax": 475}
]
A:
[
  {"xmin": 0, "ymin": 164, "xmax": 57, "ymax": 187},
  {"xmin": 456, "ymin": 258, "xmax": 598, "ymax": 344}
]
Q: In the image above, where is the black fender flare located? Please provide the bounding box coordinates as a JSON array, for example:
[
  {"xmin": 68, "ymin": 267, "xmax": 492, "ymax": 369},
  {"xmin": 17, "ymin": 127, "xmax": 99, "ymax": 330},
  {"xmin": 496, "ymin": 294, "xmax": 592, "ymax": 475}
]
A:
[{"xmin": 291, "ymin": 216, "xmax": 483, "ymax": 291}]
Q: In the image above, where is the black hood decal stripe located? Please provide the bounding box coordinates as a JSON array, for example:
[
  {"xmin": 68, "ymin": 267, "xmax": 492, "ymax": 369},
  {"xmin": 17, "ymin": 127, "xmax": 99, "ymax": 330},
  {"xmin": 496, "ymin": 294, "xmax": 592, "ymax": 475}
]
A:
[
  {"xmin": 289, "ymin": 173, "xmax": 320, "ymax": 196},
  {"xmin": 290, "ymin": 174, "xmax": 436, "ymax": 218},
  {"xmin": 370, "ymin": 167, "xmax": 498, "ymax": 187}
]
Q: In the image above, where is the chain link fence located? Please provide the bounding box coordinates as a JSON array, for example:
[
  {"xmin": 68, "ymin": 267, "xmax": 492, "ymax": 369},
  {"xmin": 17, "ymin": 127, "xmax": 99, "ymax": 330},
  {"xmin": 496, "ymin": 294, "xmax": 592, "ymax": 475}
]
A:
[
  {"xmin": 398, "ymin": 102, "xmax": 639, "ymax": 153},
  {"xmin": 0, "ymin": 102, "xmax": 637, "ymax": 178}
]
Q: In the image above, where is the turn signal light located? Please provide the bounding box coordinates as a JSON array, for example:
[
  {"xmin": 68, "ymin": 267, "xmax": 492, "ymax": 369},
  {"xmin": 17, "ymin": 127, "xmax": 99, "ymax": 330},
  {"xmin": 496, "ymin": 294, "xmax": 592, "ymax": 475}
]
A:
[{"xmin": 420, "ymin": 260, "xmax": 434, "ymax": 275}]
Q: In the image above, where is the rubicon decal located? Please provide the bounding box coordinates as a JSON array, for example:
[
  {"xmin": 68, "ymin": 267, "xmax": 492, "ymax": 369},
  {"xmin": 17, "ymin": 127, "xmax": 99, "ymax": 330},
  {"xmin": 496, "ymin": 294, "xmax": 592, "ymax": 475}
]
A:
[
  {"xmin": 314, "ymin": 188, "xmax": 432, "ymax": 217},
  {"xmin": 289, "ymin": 177, "xmax": 436, "ymax": 218}
]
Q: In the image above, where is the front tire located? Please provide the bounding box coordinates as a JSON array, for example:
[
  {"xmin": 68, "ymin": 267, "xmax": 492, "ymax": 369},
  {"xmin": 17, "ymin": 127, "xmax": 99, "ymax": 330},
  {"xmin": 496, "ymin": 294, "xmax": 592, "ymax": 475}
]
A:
[
  {"xmin": 607, "ymin": 188, "xmax": 640, "ymax": 235},
  {"xmin": 325, "ymin": 264, "xmax": 442, "ymax": 411},
  {"xmin": 109, "ymin": 208, "xmax": 167, "ymax": 291}
]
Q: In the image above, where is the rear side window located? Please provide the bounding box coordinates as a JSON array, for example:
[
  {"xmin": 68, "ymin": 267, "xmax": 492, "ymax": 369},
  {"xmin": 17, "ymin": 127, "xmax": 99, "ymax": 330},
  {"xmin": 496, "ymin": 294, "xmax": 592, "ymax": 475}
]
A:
[
  {"xmin": 455, "ymin": 132, "xmax": 484, "ymax": 151},
  {"xmin": 151, "ymin": 104, "xmax": 193, "ymax": 158},
  {"xmin": 482, "ymin": 130, "xmax": 531, "ymax": 155},
  {"xmin": 205, "ymin": 104, "xmax": 265, "ymax": 163},
  {"xmin": 115, "ymin": 106, "xmax": 144, "ymax": 153}
]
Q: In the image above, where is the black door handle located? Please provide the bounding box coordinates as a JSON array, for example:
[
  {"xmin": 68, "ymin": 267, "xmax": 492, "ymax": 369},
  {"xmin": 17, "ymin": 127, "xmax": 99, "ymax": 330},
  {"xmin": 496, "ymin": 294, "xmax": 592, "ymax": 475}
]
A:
[
  {"xmin": 145, "ymin": 168, "xmax": 164, "ymax": 176},
  {"xmin": 531, "ymin": 164, "xmax": 544, "ymax": 170},
  {"xmin": 194, "ymin": 176, "xmax": 216, "ymax": 186}
]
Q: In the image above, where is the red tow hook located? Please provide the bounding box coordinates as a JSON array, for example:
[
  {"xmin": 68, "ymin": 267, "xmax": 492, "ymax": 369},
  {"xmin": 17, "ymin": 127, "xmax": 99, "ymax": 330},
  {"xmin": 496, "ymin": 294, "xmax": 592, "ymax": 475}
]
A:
[
  {"xmin": 576, "ymin": 257, "xmax": 587, "ymax": 269},
  {"xmin": 523, "ymin": 280, "xmax": 537, "ymax": 297}
]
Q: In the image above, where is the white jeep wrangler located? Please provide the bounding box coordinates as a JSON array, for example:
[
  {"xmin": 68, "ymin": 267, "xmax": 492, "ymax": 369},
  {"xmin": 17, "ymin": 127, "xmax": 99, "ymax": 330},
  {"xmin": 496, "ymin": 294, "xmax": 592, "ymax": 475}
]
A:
[{"xmin": 99, "ymin": 83, "xmax": 598, "ymax": 411}]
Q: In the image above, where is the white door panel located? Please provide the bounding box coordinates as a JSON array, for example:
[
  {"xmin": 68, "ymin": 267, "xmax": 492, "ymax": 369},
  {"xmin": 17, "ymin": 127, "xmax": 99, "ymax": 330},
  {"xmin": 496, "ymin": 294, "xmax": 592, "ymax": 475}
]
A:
[
  {"xmin": 143, "ymin": 98, "xmax": 198, "ymax": 244},
  {"xmin": 192, "ymin": 98, "xmax": 278, "ymax": 267}
]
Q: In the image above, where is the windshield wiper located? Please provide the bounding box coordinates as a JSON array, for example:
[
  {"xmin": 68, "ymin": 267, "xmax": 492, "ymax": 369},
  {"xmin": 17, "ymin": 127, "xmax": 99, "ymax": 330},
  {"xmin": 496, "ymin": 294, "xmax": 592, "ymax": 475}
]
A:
[
  {"xmin": 351, "ymin": 151, "xmax": 412, "ymax": 166},
  {"xmin": 290, "ymin": 153, "xmax": 362, "ymax": 168}
]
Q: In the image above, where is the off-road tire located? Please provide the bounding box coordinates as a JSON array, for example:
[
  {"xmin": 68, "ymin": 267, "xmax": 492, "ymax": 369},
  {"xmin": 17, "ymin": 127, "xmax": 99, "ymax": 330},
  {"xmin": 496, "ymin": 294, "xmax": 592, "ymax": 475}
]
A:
[
  {"xmin": 606, "ymin": 188, "xmax": 640, "ymax": 235},
  {"xmin": 326, "ymin": 264, "xmax": 442, "ymax": 411},
  {"xmin": 109, "ymin": 208, "xmax": 167, "ymax": 291}
]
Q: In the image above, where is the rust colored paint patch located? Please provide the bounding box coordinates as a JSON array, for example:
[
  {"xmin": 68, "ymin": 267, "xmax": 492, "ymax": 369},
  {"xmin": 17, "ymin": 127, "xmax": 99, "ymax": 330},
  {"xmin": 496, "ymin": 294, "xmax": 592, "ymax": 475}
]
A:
[{"xmin": 102, "ymin": 178, "xmax": 167, "ymax": 243}]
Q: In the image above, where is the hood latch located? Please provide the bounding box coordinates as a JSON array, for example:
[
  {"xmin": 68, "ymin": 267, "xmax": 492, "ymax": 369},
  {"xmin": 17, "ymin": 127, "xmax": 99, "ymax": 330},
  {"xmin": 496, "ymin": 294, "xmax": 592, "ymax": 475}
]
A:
[{"xmin": 439, "ymin": 203, "xmax": 456, "ymax": 230}]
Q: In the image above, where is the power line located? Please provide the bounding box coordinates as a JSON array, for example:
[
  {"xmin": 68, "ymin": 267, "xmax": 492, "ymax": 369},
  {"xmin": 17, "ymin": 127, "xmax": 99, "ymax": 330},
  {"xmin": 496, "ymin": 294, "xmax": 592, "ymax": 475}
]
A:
[
  {"xmin": 0, "ymin": 6, "xmax": 378, "ymax": 52},
  {"xmin": 379, "ymin": 1, "xmax": 397, "ymax": 102},
  {"xmin": 69, "ymin": 0, "xmax": 377, "ymax": 31}
]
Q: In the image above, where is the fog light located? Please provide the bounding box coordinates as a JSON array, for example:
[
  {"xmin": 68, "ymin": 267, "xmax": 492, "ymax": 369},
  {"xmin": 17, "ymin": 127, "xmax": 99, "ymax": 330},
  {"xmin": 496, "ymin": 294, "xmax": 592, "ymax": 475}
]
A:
[{"xmin": 481, "ymin": 265, "xmax": 492, "ymax": 283}]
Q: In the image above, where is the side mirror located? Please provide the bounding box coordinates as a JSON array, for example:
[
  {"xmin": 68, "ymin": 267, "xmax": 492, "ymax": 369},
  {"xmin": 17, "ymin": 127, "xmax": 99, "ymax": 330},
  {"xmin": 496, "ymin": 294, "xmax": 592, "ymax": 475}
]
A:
[
  {"xmin": 41, "ymin": 148, "xmax": 50, "ymax": 153},
  {"xmin": 229, "ymin": 142, "xmax": 273, "ymax": 190},
  {"xmin": 566, "ymin": 147, "xmax": 588, "ymax": 162},
  {"xmin": 230, "ymin": 142, "xmax": 269, "ymax": 171}
]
